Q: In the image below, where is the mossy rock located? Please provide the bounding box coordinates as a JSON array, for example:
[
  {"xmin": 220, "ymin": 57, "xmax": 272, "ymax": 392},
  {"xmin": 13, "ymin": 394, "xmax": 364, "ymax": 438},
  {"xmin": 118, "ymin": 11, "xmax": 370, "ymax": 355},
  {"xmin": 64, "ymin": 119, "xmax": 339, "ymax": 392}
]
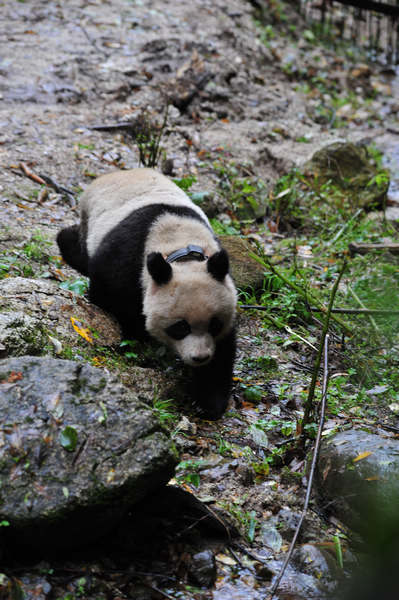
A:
[
  {"xmin": 0, "ymin": 356, "xmax": 178, "ymax": 555},
  {"xmin": 221, "ymin": 236, "xmax": 265, "ymax": 291},
  {"xmin": 304, "ymin": 142, "xmax": 389, "ymax": 209}
]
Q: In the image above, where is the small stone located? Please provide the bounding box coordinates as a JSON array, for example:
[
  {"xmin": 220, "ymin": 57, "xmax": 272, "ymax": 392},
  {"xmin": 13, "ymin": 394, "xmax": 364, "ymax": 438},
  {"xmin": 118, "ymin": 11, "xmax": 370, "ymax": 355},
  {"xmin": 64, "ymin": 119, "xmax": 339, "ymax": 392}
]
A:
[
  {"xmin": 235, "ymin": 462, "xmax": 255, "ymax": 486},
  {"xmin": 260, "ymin": 523, "xmax": 283, "ymax": 552},
  {"xmin": 189, "ymin": 550, "xmax": 216, "ymax": 587},
  {"xmin": 176, "ymin": 415, "xmax": 197, "ymax": 434},
  {"xmin": 277, "ymin": 508, "xmax": 301, "ymax": 540},
  {"xmin": 295, "ymin": 543, "xmax": 339, "ymax": 583}
]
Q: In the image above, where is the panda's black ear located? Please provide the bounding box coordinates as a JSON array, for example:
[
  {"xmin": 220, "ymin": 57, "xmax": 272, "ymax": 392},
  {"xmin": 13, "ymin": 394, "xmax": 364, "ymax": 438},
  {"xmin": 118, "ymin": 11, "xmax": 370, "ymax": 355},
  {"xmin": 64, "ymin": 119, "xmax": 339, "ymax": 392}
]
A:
[
  {"xmin": 147, "ymin": 252, "xmax": 172, "ymax": 285},
  {"xmin": 207, "ymin": 249, "xmax": 229, "ymax": 282}
]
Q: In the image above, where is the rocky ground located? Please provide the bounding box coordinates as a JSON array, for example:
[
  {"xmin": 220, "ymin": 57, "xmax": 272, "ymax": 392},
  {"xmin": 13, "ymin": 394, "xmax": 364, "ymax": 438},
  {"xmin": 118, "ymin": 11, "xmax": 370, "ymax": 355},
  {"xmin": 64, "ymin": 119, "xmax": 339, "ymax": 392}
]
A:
[{"xmin": 2, "ymin": 0, "xmax": 399, "ymax": 599}]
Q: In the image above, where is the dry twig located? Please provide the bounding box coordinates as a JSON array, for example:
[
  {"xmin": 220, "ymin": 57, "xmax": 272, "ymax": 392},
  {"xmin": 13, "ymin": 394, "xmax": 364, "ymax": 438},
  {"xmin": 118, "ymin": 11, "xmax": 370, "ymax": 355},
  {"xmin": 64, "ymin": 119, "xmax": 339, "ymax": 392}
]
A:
[
  {"xmin": 19, "ymin": 162, "xmax": 47, "ymax": 185},
  {"xmin": 266, "ymin": 334, "xmax": 330, "ymax": 600},
  {"xmin": 349, "ymin": 241, "xmax": 399, "ymax": 255}
]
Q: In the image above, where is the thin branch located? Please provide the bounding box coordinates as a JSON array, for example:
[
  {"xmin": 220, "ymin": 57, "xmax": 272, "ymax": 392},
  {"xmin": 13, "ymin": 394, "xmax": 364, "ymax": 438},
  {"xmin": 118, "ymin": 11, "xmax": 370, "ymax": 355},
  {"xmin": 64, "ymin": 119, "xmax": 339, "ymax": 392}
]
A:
[
  {"xmin": 302, "ymin": 260, "xmax": 346, "ymax": 430},
  {"xmin": 242, "ymin": 305, "xmax": 399, "ymax": 316},
  {"xmin": 266, "ymin": 334, "xmax": 330, "ymax": 600},
  {"xmin": 19, "ymin": 162, "xmax": 47, "ymax": 185},
  {"xmin": 333, "ymin": 0, "xmax": 399, "ymax": 17},
  {"xmin": 17, "ymin": 163, "xmax": 75, "ymax": 204},
  {"xmin": 349, "ymin": 241, "xmax": 399, "ymax": 255},
  {"xmin": 144, "ymin": 584, "xmax": 176, "ymax": 600}
]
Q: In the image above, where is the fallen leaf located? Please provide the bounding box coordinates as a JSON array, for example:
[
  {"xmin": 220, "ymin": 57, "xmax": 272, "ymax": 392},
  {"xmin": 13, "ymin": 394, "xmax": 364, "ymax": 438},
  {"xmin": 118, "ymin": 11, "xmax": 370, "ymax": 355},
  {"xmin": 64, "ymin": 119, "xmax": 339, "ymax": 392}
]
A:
[
  {"xmin": 241, "ymin": 401, "xmax": 255, "ymax": 410},
  {"xmin": 216, "ymin": 553, "xmax": 237, "ymax": 566},
  {"xmin": 353, "ymin": 451, "xmax": 373, "ymax": 463},
  {"xmin": 1, "ymin": 371, "xmax": 23, "ymax": 384},
  {"xmin": 70, "ymin": 316, "xmax": 93, "ymax": 343},
  {"xmin": 60, "ymin": 426, "xmax": 78, "ymax": 452}
]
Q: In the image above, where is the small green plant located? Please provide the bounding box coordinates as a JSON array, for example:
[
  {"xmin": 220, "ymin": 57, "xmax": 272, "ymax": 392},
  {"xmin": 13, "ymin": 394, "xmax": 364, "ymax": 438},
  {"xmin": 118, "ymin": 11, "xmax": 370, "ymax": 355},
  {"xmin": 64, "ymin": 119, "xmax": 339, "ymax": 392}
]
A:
[
  {"xmin": 219, "ymin": 500, "xmax": 258, "ymax": 542},
  {"xmin": 119, "ymin": 339, "xmax": 138, "ymax": 360},
  {"xmin": 333, "ymin": 532, "xmax": 345, "ymax": 569},
  {"xmin": 152, "ymin": 397, "xmax": 179, "ymax": 427},
  {"xmin": 213, "ymin": 159, "xmax": 269, "ymax": 221},
  {"xmin": 209, "ymin": 217, "xmax": 240, "ymax": 236},
  {"xmin": 256, "ymin": 21, "xmax": 276, "ymax": 44},
  {"xmin": 173, "ymin": 175, "xmax": 197, "ymax": 192},
  {"xmin": 367, "ymin": 171, "xmax": 390, "ymax": 190},
  {"xmin": 77, "ymin": 143, "xmax": 95, "ymax": 151},
  {"xmin": 0, "ymin": 254, "xmax": 31, "ymax": 279},
  {"xmin": 252, "ymin": 459, "xmax": 270, "ymax": 480},
  {"xmin": 242, "ymin": 385, "xmax": 263, "ymax": 403},
  {"xmin": 22, "ymin": 231, "xmax": 52, "ymax": 262},
  {"xmin": 175, "ymin": 459, "xmax": 205, "ymax": 488},
  {"xmin": 60, "ymin": 426, "xmax": 78, "ymax": 452},
  {"xmin": 60, "ymin": 278, "xmax": 88, "ymax": 295},
  {"xmin": 217, "ymin": 435, "xmax": 234, "ymax": 457},
  {"xmin": 76, "ymin": 577, "xmax": 87, "ymax": 597},
  {"xmin": 128, "ymin": 106, "xmax": 169, "ymax": 167}
]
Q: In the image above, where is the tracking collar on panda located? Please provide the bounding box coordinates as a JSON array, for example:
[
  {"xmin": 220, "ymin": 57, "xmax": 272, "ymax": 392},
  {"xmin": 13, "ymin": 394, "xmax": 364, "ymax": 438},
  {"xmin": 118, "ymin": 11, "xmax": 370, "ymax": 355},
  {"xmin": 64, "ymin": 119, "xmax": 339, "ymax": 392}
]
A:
[{"xmin": 165, "ymin": 244, "xmax": 208, "ymax": 264}]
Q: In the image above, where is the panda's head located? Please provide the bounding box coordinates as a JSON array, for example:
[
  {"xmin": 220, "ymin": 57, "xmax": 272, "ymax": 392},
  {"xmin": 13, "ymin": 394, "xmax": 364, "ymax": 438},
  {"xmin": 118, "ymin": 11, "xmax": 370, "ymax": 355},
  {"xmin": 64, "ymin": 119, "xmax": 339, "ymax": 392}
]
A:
[{"xmin": 143, "ymin": 249, "xmax": 236, "ymax": 367}]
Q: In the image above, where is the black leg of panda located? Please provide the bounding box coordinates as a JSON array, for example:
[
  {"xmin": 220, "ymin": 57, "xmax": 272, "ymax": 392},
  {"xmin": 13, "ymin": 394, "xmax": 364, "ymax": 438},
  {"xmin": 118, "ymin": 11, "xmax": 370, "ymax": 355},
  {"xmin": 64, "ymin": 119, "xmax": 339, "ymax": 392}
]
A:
[
  {"xmin": 88, "ymin": 254, "xmax": 147, "ymax": 342},
  {"xmin": 57, "ymin": 225, "xmax": 89, "ymax": 276},
  {"xmin": 190, "ymin": 328, "xmax": 236, "ymax": 420}
]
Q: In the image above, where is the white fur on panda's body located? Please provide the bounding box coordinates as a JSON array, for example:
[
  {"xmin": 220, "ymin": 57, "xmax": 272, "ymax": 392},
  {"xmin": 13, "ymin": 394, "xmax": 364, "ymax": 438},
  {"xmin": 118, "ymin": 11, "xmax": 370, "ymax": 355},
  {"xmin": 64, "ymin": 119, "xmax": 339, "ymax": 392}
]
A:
[
  {"xmin": 81, "ymin": 169, "xmax": 209, "ymax": 257},
  {"xmin": 57, "ymin": 168, "xmax": 237, "ymax": 418}
]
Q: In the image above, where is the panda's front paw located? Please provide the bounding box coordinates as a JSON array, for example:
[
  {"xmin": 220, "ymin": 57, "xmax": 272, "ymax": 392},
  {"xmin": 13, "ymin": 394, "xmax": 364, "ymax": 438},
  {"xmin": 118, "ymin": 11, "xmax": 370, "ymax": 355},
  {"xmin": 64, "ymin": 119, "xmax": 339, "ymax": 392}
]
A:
[{"xmin": 194, "ymin": 393, "xmax": 228, "ymax": 420}]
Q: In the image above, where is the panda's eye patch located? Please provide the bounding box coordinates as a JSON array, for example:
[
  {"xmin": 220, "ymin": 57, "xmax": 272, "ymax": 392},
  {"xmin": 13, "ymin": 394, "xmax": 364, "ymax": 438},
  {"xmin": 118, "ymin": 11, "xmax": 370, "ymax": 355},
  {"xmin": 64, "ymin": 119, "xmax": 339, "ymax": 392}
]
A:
[
  {"xmin": 165, "ymin": 320, "xmax": 191, "ymax": 340},
  {"xmin": 209, "ymin": 316, "xmax": 223, "ymax": 337}
]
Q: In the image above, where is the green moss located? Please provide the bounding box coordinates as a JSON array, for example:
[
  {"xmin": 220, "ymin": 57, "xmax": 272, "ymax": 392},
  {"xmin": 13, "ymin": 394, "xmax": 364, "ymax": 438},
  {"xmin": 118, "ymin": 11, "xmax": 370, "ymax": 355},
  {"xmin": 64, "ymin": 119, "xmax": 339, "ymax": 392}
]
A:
[{"xmin": 71, "ymin": 377, "xmax": 88, "ymax": 395}]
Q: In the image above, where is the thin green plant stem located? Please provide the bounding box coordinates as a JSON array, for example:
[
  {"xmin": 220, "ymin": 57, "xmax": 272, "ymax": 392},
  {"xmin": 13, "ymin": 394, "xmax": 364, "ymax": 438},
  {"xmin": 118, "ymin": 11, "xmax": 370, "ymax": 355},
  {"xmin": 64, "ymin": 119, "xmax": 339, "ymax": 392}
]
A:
[
  {"xmin": 249, "ymin": 252, "xmax": 352, "ymax": 335},
  {"xmin": 348, "ymin": 284, "xmax": 380, "ymax": 335},
  {"xmin": 334, "ymin": 533, "xmax": 344, "ymax": 569},
  {"xmin": 302, "ymin": 260, "xmax": 347, "ymax": 434},
  {"xmin": 329, "ymin": 207, "xmax": 362, "ymax": 245},
  {"xmin": 243, "ymin": 308, "xmax": 317, "ymax": 350}
]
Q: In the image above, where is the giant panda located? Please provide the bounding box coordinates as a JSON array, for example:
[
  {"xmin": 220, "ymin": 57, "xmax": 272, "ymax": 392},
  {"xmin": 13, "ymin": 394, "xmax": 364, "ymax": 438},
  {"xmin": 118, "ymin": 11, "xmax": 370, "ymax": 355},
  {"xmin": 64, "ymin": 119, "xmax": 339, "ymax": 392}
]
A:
[{"xmin": 57, "ymin": 168, "xmax": 237, "ymax": 419}]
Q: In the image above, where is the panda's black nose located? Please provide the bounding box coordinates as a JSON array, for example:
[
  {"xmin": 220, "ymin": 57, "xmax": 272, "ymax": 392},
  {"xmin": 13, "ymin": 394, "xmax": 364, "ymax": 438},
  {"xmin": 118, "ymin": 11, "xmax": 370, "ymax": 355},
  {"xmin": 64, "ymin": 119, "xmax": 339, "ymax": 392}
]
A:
[{"xmin": 192, "ymin": 354, "xmax": 211, "ymax": 364}]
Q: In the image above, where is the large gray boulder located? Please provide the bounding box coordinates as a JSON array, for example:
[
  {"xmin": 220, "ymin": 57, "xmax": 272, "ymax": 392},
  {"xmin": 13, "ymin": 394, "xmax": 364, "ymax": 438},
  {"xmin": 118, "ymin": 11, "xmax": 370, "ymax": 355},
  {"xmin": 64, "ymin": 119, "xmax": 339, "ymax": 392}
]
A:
[
  {"xmin": 0, "ymin": 356, "xmax": 177, "ymax": 554},
  {"xmin": 316, "ymin": 429, "xmax": 399, "ymax": 532}
]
